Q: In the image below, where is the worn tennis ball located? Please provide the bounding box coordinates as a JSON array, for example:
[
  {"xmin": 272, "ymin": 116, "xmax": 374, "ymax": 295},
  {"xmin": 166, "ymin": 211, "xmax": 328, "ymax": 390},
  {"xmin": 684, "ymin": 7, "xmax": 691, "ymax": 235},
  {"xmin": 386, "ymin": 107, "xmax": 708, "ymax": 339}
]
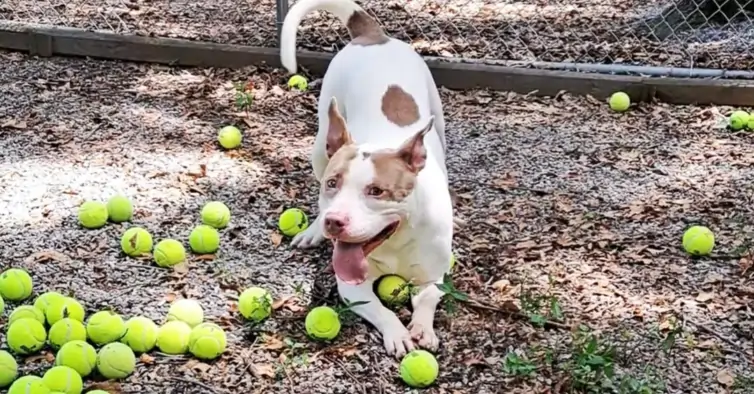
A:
[
  {"xmin": 9, "ymin": 305, "xmax": 46, "ymax": 325},
  {"xmin": 287, "ymin": 75, "xmax": 308, "ymax": 91},
  {"xmin": 0, "ymin": 350, "xmax": 18, "ymax": 388},
  {"xmin": 376, "ymin": 275, "xmax": 410, "ymax": 304},
  {"xmin": 34, "ymin": 291, "xmax": 65, "ymax": 321},
  {"xmin": 400, "ymin": 350, "xmax": 439, "ymax": 388},
  {"xmin": 188, "ymin": 323, "xmax": 227, "ymax": 360},
  {"xmin": 46, "ymin": 297, "xmax": 85, "ymax": 325},
  {"xmin": 48, "ymin": 318, "xmax": 87, "ymax": 349},
  {"xmin": 609, "ymin": 92, "xmax": 630, "ymax": 112},
  {"xmin": 682, "ymin": 225, "xmax": 715, "ymax": 256},
  {"xmin": 201, "ymin": 201, "xmax": 231, "ymax": 229},
  {"xmin": 55, "ymin": 340, "xmax": 97, "ymax": 377},
  {"xmin": 238, "ymin": 287, "xmax": 273, "ymax": 322},
  {"xmin": 278, "ymin": 208, "xmax": 309, "ymax": 237},
  {"xmin": 188, "ymin": 225, "xmax": 220, "ymax": 254},
  {"xmin": 86, "ymin": 311, "xmax": 127, "ymax": 345},
  {"xmin": 218, "ymin": 126, "xmax": 242, "ymax": 149},
  {"xmin": 120, "ymin": 316, "xmax": 158, "ymax": 353},
  {"xmin": 729, "ymin": 110, "xmax": 749, "ymax": 130},
  {"xmin": 106, "ymin": 195, "xmax": 133, "ymax": 223},
  {"xmin": 7, "ymin": 318, "xmax": 47, "ymax": 355},
  {"xmin": 156, "ymin": 321, "xmax": 192, "ymax": 354},
  {"xmin": 0, "ymin": 268, "xmax": 33, "ymax": 301},
  {"xmin": 120, "ymin": 227, "xmax": 153, "ymax": 257},
  {"xmin": 167, "ymin": 299, "xmax": 204, "ymax": 328},
  {"xmin": 42, "ymin": 365, "xmax": 83, "ymax": 394},
  {"xmin": 96, "ymin": 343, "xmax": 135, "ymax": 379},
  {"xmin": 77, "ymin": 201, "xmax": 108, "ymax": 229},
  {"xmin": 7, "ymin": 376, "xmax": 49, "ymax": 394},
  {"xmin": 153, "ymin": 239, "xmax": 186, "ymax": 268},
  {"xmin": 305, "ymin": 306, "xmax": 341, "ymax": 340}
]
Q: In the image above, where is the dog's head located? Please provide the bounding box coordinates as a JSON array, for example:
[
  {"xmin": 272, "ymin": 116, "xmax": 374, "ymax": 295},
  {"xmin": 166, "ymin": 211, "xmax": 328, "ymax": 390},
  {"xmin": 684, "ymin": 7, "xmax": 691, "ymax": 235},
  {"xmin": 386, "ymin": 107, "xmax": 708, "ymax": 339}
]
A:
[{"xmin": 319, "ymin": 97, "xmax": 434, "ymax": 285}]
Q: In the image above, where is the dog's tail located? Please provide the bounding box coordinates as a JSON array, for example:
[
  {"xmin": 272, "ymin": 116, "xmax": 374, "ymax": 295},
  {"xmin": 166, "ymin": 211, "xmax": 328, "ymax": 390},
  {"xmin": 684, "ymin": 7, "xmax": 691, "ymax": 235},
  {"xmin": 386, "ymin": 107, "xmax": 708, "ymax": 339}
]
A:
[{"xmin": 280, "ymin": 0, "xmax": 385, "ymax": 74}]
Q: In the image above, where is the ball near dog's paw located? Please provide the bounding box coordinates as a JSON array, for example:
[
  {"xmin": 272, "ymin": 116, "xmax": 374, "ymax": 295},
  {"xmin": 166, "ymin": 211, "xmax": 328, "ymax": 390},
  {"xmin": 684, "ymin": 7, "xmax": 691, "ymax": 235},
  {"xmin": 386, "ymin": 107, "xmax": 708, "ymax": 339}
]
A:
[
  {"xmin": 78, "ymin": 201, "xmax": 108, "ymax": 229},
  {"xmin": 55, "ymin": 340, "xmax": 97, "ymax": 377},
  {"xmin": 238, "ymin": 287, "xmax": 273, "ymax": 322},
  {"xmin": 376, "ymin": 275, "xmax": 410, "ymax": 304},
  {"xmin": 107, "ymin": 195, "xmax": 133, "ymax": 223},
  {"xmin": 42, "ymin": 366, "xmax": 82, "ymax": 394},
  {"xmin": 153, "ymin": 239, "xmax": 186, "ymax": 268},
  {"xmin": 188, "ymin": 225, "xmax": 220, "ymax": 254},
  {"xmin": 7, "ymin": 318, "xmax": 47, "ymax": 355},
  {"xmin": 0, "ymin": 350, "xmax": 18, "ymax": 388},
  {"xmin": 188, "ymin": 323, "xmax": 227, "ymax": 360},
  {"xmin": 121, "ymin": 316, "xmax": 158, "ymax": 353},
  {"xmin": 0, "ymin": 268, "xmax": 33, "ymax": 301},
  {"xmin": 729, "ymin": 110, "xmax": 749, "ymax": 130},
  {"xmin": 682, "ymin": 225, "xmax": 715, "ymax": 256},
  {"xmin": 33, "ymin": 291, "xmax": 65, "ymax": 320},
  {"xmin": 48, "ymin": 318, "xmax": 87, "ymax": 349},
  {"xmin": 7, "ymin": 375, "xmax": 48, "ymax": 394},
  {"xmin": 46, "ymin": 297, "xmax": 85, "ymax": 325},
  {"xmin": 218, "ymin": 126, "xmax": 242, "ymax": 149},
  {"xmin": 400, "ymin": 350, "xmax": 439, "ymax": 388},
  {"xmin": 449, "ymin": 252, "xmax": 457, "ymax": 270},
  {"xmin": 120, "ymin": 227, "xmax": 153, "ymax": 257},
  {"xmin": 609, "ymin": 92, "xmax": 630, "ymax": 112},
  {"xmin": 96, "ymin": 343, "xmax": 136, "ymax": 379},
  {"xmin": 287, "ymin": 75, "xmax": 308, "ymax": 91},
  {"xmin": 156, "ymin": 321, "xmax": 192, "ymax": 354},
  {"xmin": 86, "ymin": 311, "xmax": 127, "ymax": 345},
  {"xmin": 278, "ymin": 208, "xmax": 309, "ymax": 237},
  {"xmin": 305, "ymin": 306, "xmax": 341, "ymax": 340},
  {"xmin": 167, "ymin": 299, "xmax": 204, "ymax": 328},
  {"xmin": 201, "ymin": 201, "xmax": 231, "ymax": 229},
  {"xmin": 9, "ymin": 305, "xmax": 45, "ymax": 325}
]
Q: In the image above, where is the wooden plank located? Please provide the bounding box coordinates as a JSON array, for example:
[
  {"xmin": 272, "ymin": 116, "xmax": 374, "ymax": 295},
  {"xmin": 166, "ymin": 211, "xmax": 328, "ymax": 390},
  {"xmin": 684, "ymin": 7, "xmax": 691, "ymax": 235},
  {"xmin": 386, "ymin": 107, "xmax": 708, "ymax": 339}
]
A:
[{"xmin": 1, "ymin": 21, "xmax": 753, "ymax": 106}]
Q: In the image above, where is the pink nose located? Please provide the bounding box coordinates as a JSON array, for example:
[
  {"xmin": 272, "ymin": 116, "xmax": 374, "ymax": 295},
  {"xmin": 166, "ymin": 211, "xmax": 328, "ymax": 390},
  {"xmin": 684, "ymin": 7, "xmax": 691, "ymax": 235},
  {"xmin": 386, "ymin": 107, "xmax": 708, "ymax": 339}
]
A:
[{"xmin": 324, "ymin": 213, "xmax": 349, "ymax": 236}]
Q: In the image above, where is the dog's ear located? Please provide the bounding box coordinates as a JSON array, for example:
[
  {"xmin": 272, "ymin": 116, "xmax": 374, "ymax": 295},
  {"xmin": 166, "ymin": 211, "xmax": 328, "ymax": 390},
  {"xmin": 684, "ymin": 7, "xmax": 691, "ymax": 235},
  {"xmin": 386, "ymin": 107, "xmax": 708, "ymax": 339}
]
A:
[
  {"xmin": 326, "ymin": 97, "xmax": 353, "ymax": 158},
  {"xmin": 396, "ymin": 116, "xmax": 434, "ymax": 173}
]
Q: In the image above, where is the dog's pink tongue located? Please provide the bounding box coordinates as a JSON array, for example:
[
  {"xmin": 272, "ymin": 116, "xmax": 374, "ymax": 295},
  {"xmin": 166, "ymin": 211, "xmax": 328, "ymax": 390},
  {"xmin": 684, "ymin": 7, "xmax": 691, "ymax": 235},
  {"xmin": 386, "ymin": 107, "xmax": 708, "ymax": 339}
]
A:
[{"xmin": 332, "ymin": 241, "xmax": 368, "ymax": 284}]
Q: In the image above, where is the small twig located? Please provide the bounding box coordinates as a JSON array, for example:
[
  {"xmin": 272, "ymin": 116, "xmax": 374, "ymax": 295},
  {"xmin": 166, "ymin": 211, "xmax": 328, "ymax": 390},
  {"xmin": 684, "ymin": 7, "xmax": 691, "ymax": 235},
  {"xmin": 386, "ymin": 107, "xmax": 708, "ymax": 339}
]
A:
[
  {"xmin": 329, "ymin": 357, "xmax": 367, "ymax": 394},
  {"xmin": 170, "ymin": 377, "xmax": 222, "ymax": 394},
  {"xmin": 460, "ymin": 297, "xmax": 570, "ymax": 330}
]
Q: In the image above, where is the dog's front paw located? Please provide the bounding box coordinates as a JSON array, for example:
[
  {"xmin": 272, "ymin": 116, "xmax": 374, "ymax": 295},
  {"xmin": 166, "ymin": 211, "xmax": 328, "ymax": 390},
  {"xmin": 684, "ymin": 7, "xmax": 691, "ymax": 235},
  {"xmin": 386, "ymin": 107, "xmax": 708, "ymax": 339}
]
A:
[
  {"xmin": 290, "ymin": 221, "xmax": 325, "ymax": 248},
  {"xmin": 382, "ymin": 323, "xmax": 415, "ymax": 359},
  {"xmin": 407, "ymin": 320, "xmax": 439, "ymax": 351}
]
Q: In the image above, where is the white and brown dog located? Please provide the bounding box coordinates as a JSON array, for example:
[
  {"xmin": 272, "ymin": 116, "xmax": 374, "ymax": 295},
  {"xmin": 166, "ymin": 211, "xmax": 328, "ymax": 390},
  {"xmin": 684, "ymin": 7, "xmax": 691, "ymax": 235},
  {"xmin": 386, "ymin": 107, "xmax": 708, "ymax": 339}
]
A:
[{"xmin": 280, "ymin": 0, "xmax": 453, "ymax": 358}]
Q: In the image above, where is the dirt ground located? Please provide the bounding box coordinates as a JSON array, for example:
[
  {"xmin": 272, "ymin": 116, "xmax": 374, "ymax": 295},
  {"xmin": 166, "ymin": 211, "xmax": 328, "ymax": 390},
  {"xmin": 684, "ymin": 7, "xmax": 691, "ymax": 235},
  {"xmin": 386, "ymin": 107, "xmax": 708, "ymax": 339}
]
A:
[{"xmin": 1, "ymin": 49, "xmax": 754, "ymax": 394}]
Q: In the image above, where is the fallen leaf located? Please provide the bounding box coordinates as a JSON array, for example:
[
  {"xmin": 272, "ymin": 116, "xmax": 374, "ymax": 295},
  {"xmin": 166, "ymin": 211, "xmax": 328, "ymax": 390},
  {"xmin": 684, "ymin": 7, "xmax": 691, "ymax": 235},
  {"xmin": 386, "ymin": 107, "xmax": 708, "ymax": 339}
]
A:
[
  {"xmin": 139, "ymin": 353, "xmax": 155, "ymax": 364},
  {"xmin": 252, "ymin": 363, "xmax": 276, "ymax": 378},
  {"xmin": 270, "ymin": 232, "xmax": 283, "ymax": 247},
  {"xmin": 696, "ymin": 292, "xmax": 715, "ymax": 302},
  {"xmin": 717, "ymin": 369, "xmax": 735, "ymax": 386},
  {"xmin": 173, "ymin": 262, "xmax": 190, "ymax": 274},
  {"xmin": 260, "ymin": 335, "xmax": 286, "ymax": 350}
]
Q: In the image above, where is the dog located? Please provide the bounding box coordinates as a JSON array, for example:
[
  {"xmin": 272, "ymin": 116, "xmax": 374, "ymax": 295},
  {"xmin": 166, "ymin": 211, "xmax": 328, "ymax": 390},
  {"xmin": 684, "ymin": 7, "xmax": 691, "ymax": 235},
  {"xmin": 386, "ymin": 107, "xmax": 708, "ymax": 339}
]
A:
[{"xmin": 280, "ymin": 0, "xmax": 454, "ymax": 358}]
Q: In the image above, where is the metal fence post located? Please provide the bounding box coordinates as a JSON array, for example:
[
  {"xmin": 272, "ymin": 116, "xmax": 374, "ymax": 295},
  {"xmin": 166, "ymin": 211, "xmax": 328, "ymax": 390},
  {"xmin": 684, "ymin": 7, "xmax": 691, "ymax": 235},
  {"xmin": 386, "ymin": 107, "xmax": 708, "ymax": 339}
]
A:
[{"xmin": 276, "ymin": 0, "xmax": 290, "ymax": 46}]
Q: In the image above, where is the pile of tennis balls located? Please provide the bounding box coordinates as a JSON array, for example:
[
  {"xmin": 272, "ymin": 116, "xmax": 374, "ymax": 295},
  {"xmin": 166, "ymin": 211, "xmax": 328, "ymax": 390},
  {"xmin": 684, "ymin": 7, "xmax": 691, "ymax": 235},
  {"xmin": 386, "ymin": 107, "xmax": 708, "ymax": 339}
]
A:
[{"xmin": 728, "ymin": 110, "xmax": 754, "ymax": 131}]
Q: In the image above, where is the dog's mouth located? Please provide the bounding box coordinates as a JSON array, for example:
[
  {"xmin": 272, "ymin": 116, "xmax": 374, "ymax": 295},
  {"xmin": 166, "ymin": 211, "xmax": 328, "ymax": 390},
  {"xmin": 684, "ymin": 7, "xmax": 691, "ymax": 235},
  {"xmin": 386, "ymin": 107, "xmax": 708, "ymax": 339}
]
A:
[{"xmin": 332, "ymin": 221, "xmax": 400, "ymax": 285}]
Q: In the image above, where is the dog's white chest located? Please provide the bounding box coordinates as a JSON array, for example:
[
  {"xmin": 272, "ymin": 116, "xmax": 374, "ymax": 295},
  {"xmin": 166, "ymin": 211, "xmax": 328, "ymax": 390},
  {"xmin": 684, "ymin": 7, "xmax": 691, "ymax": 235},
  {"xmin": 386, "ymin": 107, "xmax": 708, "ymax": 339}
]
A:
[{"xmin": 368, "ymin": 252, "xmax": 431, "ymax": 285}]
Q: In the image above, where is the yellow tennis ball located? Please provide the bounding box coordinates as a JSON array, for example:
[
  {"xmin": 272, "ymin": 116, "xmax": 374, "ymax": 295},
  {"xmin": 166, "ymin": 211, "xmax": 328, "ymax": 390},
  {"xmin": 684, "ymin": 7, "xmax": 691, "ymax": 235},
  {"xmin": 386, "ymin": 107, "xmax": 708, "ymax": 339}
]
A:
[
  {"xmin": 238, "ymin": 287, "xmax": 273, "ymax": 322},
  {"xmin": 55, "ymin": 340, "xmax": 97, "ymax": 377},
  {"xmin": 218, "ymin": 126, "xmax": 242, "ymax": 149},
  {"xmin": 729, "ymin": 110, "xmax": 749, "ymax": 130},
  {"xmin": 120, "ymin": 227, "xmax": 153, "ymax": 257},
  {"xmin": 188, "ymin": 225, "xmax": 220, "ymax": 254},
  {"xmin": 7, "ymin": 318, "xmax": 47, "ymax": 355},
  {"xmin": 305, "ymin": 306, "xmax": 341, "ymax": 340},
  {"xmin": 7, "ymin": 376, "xmax": 49, "ymax": 394},
  {"xmin": 609, "ymin": 92, "xmax": 630, "ymax": 112},
  {"xmin": 201, "ymin": 201, "xmax": 231, "ymax": 229},
  {"xmin": 0, "ymin": 268, "xmax": 33, "ymax": 301},
  {"xmin": 86, "ymin": 311, "xmax": 126, "ymax": 345},
  {"xmin": 48, "ymin": 318, "xmax": 87, "ymax": 349},
  {"xmin": 188, "ymin": 323, "xmax": 227, "ymax": 360},
  {"xmin": 34, "ymin": 291, "xmax": 65, "ymax": 321},
  {"xmin": 42, "ymin": 365, "xmax": 83, "ymax": 394},
  {"xmin": 278, "ymin": 208, "xmax": 309, "ymax": 237},
  {"xmin": 96, "ymin": 343, "xmax": 135, "ymax": 379},
  {"xmin": 106, "ymin": 195, "xmax": 133, "ymax": 223},
  {"xmin": 9, "ymin": 305, "xmax": 45, "ymax": 325},
  {"xmin": 153, "ymin": 239, "xmax": 186, "ymax": 267},
  {"xmin": 167, "ymin": 299, "xmax": 204, "ymax": 328},
  {"xmin": 77, "ymin": 201, "xmax": 108, "ymax": 229},
  {"xmin": 449, "ymin": 252, "xmax": 456, "ymax": 270},
  {"xmin": 46, "ymin": 297, "xmax": 85, "ymax": 325},
  {"xmin": 682, "ymin": 226, "xmax": 715, "ymax": 256},
  {"xmin": 400, "ymin": 350, "xmax": 439, "ymax": 388},
  {"xmin": 287, "ymin": 75, "xmax": 308, "ymax": 91},
  {"xmin": 0, "ymin": 350, "xmax": 18, "ymax": 388},
  {"xmin": 121, "ymin": 316, "xmax": 158, "ymax": 353},
  {"xmin": 376, "ymin": 275, "xmax": 410, "ymax": 304},
  {"xmin": 156, "ymin": 321, "xmax": 192, "ymax": 354}
]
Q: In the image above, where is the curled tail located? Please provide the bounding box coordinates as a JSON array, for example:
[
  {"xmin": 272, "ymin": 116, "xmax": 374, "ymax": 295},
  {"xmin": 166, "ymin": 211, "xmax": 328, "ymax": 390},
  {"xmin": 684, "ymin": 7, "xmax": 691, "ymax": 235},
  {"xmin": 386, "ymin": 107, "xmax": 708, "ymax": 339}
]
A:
[{"xmin": 280, "ymin": 0, "xmax": 387, "ymax": 74}]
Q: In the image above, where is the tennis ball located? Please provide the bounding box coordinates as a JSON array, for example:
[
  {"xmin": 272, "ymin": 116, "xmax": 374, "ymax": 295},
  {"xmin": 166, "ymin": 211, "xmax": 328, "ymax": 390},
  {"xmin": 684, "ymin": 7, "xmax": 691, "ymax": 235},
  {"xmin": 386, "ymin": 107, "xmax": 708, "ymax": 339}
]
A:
[
  {"xmin": 238, "ymin": 287, "xmax": 273, "ymax": 322},
  {"xmin": 278, "ymin": 208, "xmax": 309, "ymax": 237},
  {"xmin": 153, "ymin": 239, "xmax": 186, "ymax": 267},
  {"xmin": 7, "ymin": 376, "xmax": 49, "ymax": 394},
  {"xmin": 188, "ymin": 323, "xmax": 227, "ymax": 360},
  {"xmin": 376, "ymin": 275, "xmax": 410, "ymax": 304},
  {"xmin": 0, "ymin": 350, "xmax": 18, "ymax": 388},
  {"xmin": 218, "ymin": 126, "xmax": 242, "ymax": 149},
  {"xmin": 400, "ymin": 350, "xmax": 439, "ymax": 388},
  {"xmin": 7, "ymin": 318, "xmax": 47, "ymax": 355},
  {"xmin": 46, "ymin": 297, "xmax": 85, "ymax": 325},
  {"xmin": 34, "ymin": 291, "xmax": 65, "ymax": 320},
  {"xmin": 9, "ymin": 305, "xmax": 46, "ymax": 325},
  {"xmin": 682, "ymin": 226, "xmax": 715, "ymax": 256},
  {"xmin": 121, "ymin": 316, "xmax": 158, "ymax": 353},
  {"xmin": 48, "ymin": 318, "xmax": 87, "ymax": 349},
  {"xmin": 729, "ymin": 110, "xmax": 749, "ymax": 130},
  {"xmin": 156, "ymin": 321, "xmax": 192, "ymax": 354},
  {"xmin": 106, "ymin": 195, "xmax": 133, "ymax": 223},
  {"xmin": 287, "ymin": 75, "xmax": 308, "ymax": 91},
  {"xmin": 201, "ymin": 201, "xmax": 231, "ymax": 229},
  {"xmin": 42, "ymin": 366, "xmax": 83, "ymax": 394},
  {"xmin": 86, "ymin": 311, "xmax": 126, "ymax": 345},
  {"xmin": 55, "ymin": 340, "xmax": 97, "ymax": 377},
  {"xmin": 167, "ymin": 299, "xmax": 204, "ymax": 328},
  {"xmin": 120, "ymin": 227, "xmax": 153, "ymax": 257},
  {"xmin": 609, "ymin": 92, "xmax": 630, "ymax": 112},
  {"xmin": 305, "ymin": 306, "xmax": 341, "ymax": 340},
  {"xmin": 449, "ymin": 252, "xmax": 456, "ymax": 270},
  {"xmin": 96, "ymin": 343, "xmax": 136, "ymax": 379},
  {"xmin": 0, "ymin": 268, "xmax": 33, "ymax": 301},
  {"xmin": 188, "ymin": 225, "xmax": 220, "ymax": 254},
  {"xmin": 77, "ymin": 201, "xmax": 108, "ymax": 229}
]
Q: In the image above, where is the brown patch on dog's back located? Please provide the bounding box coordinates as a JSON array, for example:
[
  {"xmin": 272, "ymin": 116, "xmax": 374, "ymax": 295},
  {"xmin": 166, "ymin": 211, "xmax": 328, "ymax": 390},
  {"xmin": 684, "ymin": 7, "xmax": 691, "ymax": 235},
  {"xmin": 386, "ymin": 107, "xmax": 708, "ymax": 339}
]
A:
[
  {"xmin": 381, "ymin": 85, "xmax": 420, "ymax": 127},
  {"xmin": 347, "ymin": 10, "xmax": 389, "ymax": 46}
]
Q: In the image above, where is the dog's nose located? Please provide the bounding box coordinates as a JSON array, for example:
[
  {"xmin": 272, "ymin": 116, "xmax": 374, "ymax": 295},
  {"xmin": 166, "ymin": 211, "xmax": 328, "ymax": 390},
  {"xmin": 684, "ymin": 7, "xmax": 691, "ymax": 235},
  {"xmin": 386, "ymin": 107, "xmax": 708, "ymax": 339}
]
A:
[{"xmin": 324, "ymin": 213, "xmax": 349, "ymax": 236}]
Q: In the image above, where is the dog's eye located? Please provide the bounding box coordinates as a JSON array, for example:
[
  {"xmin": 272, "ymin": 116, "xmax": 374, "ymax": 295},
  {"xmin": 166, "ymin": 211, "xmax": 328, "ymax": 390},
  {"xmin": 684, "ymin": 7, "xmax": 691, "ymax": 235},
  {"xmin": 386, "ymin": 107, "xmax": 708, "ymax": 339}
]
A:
[
  {"xmin": 366, "ymin": 186, "xmax": 385, "ymax": 197},
  {"xmin": 325, "ymin": 178, "xmax": 337, "ymax": 189}
]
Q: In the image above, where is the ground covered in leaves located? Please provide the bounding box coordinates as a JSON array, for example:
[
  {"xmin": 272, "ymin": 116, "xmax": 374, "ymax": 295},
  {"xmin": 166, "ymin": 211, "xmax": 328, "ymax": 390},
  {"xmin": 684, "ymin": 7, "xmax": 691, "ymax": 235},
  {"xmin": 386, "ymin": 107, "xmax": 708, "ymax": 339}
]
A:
[{"xmin": 1, "ymin": 50, "xmax": 754, "ymax": 394}]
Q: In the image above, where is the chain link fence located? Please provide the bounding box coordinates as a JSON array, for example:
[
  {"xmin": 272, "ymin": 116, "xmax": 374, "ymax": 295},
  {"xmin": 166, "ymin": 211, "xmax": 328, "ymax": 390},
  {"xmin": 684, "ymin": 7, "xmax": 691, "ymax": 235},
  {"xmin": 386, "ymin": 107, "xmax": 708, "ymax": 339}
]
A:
[{"xmin": 1, "ymin": 0, "xmax": 753, "ymax": 75}]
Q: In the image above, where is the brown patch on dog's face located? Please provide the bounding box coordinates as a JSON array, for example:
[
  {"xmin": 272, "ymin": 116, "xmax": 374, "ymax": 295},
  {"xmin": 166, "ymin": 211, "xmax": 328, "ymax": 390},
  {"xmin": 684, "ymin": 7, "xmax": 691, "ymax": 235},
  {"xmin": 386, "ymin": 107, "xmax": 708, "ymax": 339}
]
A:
[
  {"xmin": 381, "ymin": 85, "xmax": 420, "ymax": 127},
  {"xmin": 347, "ymin": 10, "xmax": 389, "ymax": 46},
  {"xmin": 322, "ymin": 144, "xmax": 358, "ymax": 193}
]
